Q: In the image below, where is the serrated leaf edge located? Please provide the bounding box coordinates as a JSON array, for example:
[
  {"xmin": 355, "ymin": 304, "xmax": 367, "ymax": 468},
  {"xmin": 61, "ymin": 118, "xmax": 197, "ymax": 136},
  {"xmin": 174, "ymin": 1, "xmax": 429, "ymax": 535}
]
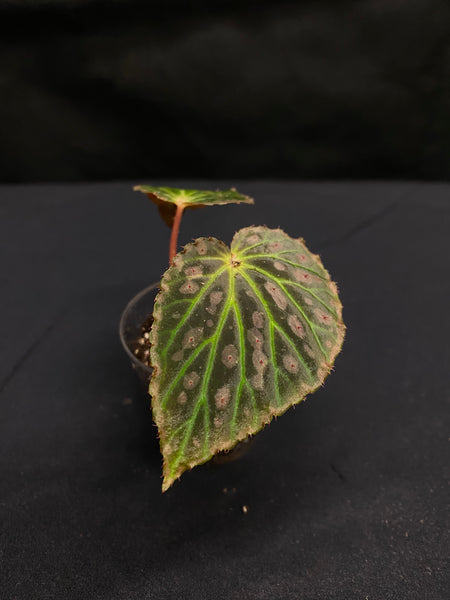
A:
[{"xmin": 149, "ymin": 230, "xmax": 345, "ymax": 491}]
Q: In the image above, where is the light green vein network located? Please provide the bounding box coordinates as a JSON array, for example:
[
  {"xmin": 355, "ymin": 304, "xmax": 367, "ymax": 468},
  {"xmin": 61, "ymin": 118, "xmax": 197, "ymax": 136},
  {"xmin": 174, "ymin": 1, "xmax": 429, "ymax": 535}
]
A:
[{"xmin": 150, "ymin": 228, "xmax": 345, "ymax": 491}]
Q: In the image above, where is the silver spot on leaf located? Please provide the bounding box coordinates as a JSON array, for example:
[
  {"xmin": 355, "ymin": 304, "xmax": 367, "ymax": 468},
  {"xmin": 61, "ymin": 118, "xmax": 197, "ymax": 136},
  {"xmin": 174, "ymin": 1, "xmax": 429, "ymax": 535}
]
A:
[
  {"xmin": 304, "ymin": 344, "xmax": 315, "ymax": 358},
  {"xmin": 314, "ymin": 308, "xmax": 332, "ymax": 325},
  {"xmin": 252, "ymin": 311, "xmax": 264, "ymax": 329},
  {"xmin": 210, "ymin": 291, "xmax": 223, "ymax": 305},
  {"xmin": 182, "ymin": 327, "xmax": 203, "ymax": 349},
  {"xmin": 293, "ymin": 269, "xmax": 312, "ymax": 283},
  {"xmin": 252, "ymin": 373, "xmax": 264, "ymax": 390},
  {"xmin": 196, "ymin": 241, "xmax": 207, "ymax": 255},
  {"xmin": 184, "ymin": 372, "xmax": 200, "ymax": 390},
  {"xmin": 172, "ymin": 255, "xmax": 183, "ymax": 271},
  {"xmin": 177, "ymin": 391, "xmax": 187, "ymax": 404},
  {"xmin": 247, "ymin": 234, "xmax": 260, "ymax": 244},
  {"xmin": 206, "ymin": 290, "xmax": 223, "ymax": 314},
  {"xmin": 264, "ymin": 281, "xmax": 287, "ymax": 310},
  {"xmin": 222, "ymin": 344, "xmax": 238, "ymax": 368},
  {"xmin": 215, "ymin": 385, "xmax": 230, "ymax": 409},
  {"xmin": 248, "ymin": 327, "xmax": 264, "ymax": 348},
  {"xmin": 283, "ymin": 354, "xmax": 298, "ymax": 374},
  {"xmin": 268, "ymin": 241, "xmax": 282, "ymax": 251},
  {"xmin": 288, "ymin": 314, "xmax": 305, "ymax": 338},
  {"xmin": 252, "ymin": 349, "xmax": 268, "ymax": 371},
  {"xmin": 184, "ymin": 265, "xmax": 203, "ymax": 277},
  {"xmin": 179, "ymin": 281, "xmax": 199, "ymax": 294}
]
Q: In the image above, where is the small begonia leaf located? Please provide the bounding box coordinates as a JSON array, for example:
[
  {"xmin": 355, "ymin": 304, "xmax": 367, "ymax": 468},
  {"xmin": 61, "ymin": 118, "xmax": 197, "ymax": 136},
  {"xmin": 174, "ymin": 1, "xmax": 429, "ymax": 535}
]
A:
[
  {"xmin": 134, "ymin": 185, "xmax": 254, "ymax": 226},
  {"xmin": 150, "ymin": 226, "xmax": 345, "ymax": 491}
]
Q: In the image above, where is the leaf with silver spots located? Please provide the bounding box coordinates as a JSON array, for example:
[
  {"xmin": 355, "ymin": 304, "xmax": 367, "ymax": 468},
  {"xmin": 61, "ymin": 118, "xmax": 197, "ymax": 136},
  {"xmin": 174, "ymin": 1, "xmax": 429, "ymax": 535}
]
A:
[{"xmin": 150, "ymin": 227, "xmax": 345, "ymax": 491}]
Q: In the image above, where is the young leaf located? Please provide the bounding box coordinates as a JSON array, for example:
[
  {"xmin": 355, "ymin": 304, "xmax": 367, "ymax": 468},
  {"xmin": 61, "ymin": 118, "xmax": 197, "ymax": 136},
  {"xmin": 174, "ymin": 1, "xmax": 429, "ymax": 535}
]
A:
[
  {"xmin": 133, "ymin": 185, "xmax": 254, "ymax": 226},
  {"xmin": 150, "ymin": 226, "xmax": 345, "ymax": 491}
]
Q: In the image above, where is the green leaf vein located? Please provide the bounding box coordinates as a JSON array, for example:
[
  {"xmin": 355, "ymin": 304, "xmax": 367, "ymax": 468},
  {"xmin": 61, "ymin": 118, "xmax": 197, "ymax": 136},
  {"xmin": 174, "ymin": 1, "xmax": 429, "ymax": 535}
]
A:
[{"xmin": 160, "ymin": 264, "xmax": 228, "ymax": 359}]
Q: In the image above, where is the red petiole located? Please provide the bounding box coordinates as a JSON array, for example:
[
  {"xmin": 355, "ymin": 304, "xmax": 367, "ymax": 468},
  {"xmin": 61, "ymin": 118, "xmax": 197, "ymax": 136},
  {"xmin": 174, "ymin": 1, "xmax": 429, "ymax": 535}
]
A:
[{"xmin": 169, "ymin": 203, "xmax": 185, "ymax": 264}]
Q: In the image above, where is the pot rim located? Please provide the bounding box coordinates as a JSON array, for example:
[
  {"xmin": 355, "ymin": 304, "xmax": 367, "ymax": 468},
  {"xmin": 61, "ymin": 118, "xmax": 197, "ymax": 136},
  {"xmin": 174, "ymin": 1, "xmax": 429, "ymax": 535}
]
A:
[{"xmin": 119, "ymin": 281, "xmax": 159, "ymax": 373}]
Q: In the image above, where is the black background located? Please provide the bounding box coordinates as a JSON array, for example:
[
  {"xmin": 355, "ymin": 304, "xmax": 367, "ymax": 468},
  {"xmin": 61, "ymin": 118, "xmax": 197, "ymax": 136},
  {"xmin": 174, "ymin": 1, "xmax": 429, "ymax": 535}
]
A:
[
  {"xmin": 1, "ymin": 0, "xmax": 450, "ymax": 182},
  {"xmin": 1, "ymin": 2, "xmax": 450, "ymax": 598}
]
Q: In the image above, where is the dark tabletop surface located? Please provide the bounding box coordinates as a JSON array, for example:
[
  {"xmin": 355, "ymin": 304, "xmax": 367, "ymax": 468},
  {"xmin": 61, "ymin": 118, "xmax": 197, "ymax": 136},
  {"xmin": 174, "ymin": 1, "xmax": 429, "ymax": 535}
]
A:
[{"xmin": 1, "ymin": 181, "xmax": 449, "ymax": 599}]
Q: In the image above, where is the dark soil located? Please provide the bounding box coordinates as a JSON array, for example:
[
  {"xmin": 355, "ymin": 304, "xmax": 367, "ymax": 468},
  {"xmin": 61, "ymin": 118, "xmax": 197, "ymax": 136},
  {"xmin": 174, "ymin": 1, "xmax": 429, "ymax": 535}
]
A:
[{"xmin": 132, "ymin": 314, "xmax": 153, "ymax": 368}]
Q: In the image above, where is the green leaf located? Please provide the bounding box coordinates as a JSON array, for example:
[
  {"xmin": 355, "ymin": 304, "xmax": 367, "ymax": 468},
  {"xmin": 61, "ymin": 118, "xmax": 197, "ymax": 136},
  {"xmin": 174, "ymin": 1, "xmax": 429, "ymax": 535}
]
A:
[
  {"xmin": 150, "ymin": 226, "xmax": 345, "ymax": 491},
  {"xmin": 133, "ymin": 185, "xmax": 254, "ymax": 226}
]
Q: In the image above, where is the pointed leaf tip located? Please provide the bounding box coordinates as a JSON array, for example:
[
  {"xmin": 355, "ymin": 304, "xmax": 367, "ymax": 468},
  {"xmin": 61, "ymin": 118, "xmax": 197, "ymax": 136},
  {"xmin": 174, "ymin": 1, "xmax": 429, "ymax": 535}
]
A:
[{"xmin": 150, "ymin": 228, "xmax": 345, "ymax": 490}]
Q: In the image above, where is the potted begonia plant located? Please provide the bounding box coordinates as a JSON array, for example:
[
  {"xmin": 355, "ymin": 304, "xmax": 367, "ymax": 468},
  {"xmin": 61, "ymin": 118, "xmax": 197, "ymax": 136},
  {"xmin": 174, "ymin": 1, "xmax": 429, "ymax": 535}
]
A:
[{"xmin": 120, "ymin": 186, "xmax": 345, "ymax": 491}]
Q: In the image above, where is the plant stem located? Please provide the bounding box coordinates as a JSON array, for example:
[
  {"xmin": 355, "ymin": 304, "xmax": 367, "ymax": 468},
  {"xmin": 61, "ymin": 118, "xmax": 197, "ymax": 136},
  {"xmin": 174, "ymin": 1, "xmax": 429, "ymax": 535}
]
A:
[{"xmin": 169, "ymin": 204, "xmax": 185, "ymax": 264}]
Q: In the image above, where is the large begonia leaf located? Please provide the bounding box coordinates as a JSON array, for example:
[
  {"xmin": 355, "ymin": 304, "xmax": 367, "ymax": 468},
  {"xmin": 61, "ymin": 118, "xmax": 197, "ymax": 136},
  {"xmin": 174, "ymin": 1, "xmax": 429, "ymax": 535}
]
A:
[
  {"xmin": 134, "ymin": 185, "xmax": 254, "ymax": 226},
  {"xmin": 150, "ymin": 226, "xmax": 345, "ymax": 491}
]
